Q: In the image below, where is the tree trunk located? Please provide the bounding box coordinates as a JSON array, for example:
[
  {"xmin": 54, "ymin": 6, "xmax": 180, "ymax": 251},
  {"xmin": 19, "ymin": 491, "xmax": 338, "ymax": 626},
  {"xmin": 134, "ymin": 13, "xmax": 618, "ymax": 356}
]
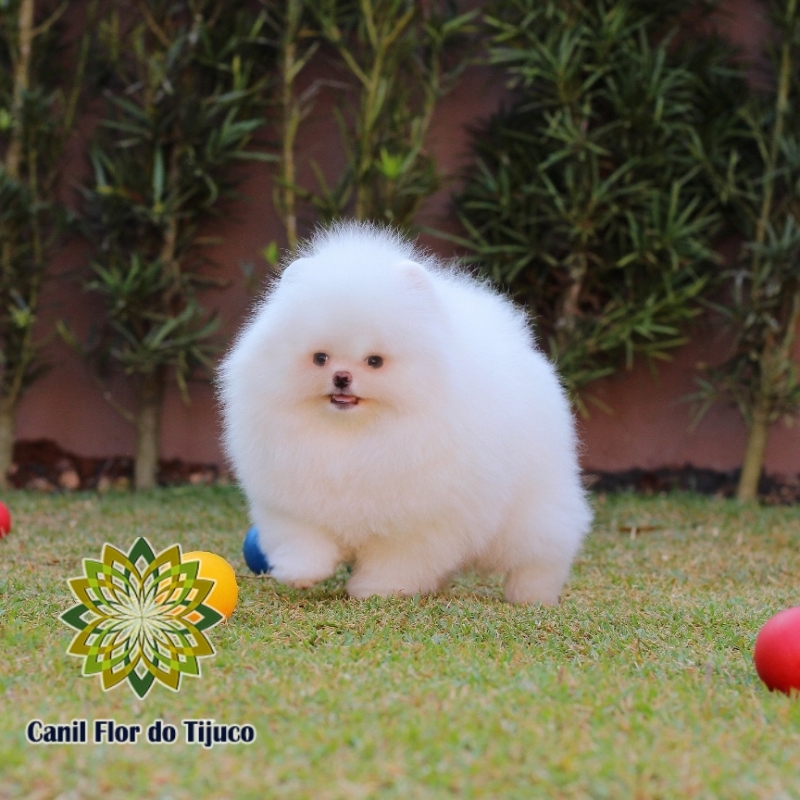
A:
[
  {"xmin": 0, "ymin": 399, "xmax": 16, "ymax": 491},
  {"xmin": 5, "ymin": 0, "xmax": 35, "ymax": 180},
  {"xmin": 281, "ymin": 9, "xmax": 298, "ymax": 252},
  {"xmin": 734, "ymin": 2, "xmax": 795, "ymax": 505},
  {"xmin": 737, "ymin": 409, "xmax": 769, "ymax": 502},
  {"xmin": 135, "ymin": 370, "xmax": 164, "ymax": 490}
]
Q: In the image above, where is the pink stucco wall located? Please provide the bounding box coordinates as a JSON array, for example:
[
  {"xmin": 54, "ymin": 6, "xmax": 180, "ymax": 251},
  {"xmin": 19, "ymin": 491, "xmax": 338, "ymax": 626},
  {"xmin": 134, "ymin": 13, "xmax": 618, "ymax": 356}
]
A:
[{"xmin": 12, "ymin": 0, "xmax": 800, "ymax": 478}]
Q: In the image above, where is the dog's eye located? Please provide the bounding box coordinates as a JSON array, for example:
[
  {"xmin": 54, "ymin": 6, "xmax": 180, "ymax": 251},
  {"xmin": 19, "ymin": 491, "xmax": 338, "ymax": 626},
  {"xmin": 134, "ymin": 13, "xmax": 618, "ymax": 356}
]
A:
[
  {"xmin": 366, "ymin": 355, "xmax": 383, "ymax": 368},
  {"xmin": 312, "ymin": 352, "xmax": 328, "ymax": 366}
]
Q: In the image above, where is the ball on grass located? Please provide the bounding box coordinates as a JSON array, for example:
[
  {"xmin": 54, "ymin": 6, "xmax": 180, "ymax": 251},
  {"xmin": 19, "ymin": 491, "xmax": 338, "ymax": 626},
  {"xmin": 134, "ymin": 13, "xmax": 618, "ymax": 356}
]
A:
[
  {"xmin": 243, "ymin": 526, "xmax": 271, "ymax": 575},
  {"xmin": 182, "ymin": 551, "xmax": 239, "ymax": 620},
  {"xmin": 0, "ymin": 501, "xmax": 10, "ymax": 538},
  {"xmin": 754, "ymin": 607, "xmax": 800, "ymax": 695}
]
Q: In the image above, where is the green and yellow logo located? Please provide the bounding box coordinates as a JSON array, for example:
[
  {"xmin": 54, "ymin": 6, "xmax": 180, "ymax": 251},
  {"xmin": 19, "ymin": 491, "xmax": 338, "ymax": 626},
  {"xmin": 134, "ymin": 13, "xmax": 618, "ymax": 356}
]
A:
[{"xmin": 61, "ymin": 538, "xmax": 223, "ymax": 699}]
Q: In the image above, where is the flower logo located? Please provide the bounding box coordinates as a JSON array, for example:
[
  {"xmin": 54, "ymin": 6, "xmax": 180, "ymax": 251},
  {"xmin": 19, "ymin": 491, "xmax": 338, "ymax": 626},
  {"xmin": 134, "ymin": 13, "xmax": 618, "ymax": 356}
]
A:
[{"xmin": 61, "ymin": 538, "xmax": 223, "ymax": 699}]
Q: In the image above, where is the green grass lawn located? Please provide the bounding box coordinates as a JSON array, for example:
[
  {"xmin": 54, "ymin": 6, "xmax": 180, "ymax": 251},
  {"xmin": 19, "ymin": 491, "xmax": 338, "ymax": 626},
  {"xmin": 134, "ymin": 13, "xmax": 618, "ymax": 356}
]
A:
[{"xmin": 1, "ymin": 487, "xmax": 799, "ymax": 799}]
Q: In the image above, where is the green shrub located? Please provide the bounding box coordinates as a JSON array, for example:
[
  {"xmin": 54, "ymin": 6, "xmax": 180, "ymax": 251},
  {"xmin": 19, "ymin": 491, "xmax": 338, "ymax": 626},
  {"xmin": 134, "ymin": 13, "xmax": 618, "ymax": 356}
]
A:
[
  {"xmin": 451, "ymin": 0, "xmax": 742, "ymax": 410},
  {"xmin": 72, "ymin": 0, "xmax": 273, "ymax": 489},
  {"xmin": 692, "ymin": 0, "xmax": 800, "ymax": 501},
  {"xmin": 0, "ymin": 0, "xmax": 90, "ymax": 488},
  {"xmin": 264, "ymin": 0, "xmax": 476, "ymax": 256}
]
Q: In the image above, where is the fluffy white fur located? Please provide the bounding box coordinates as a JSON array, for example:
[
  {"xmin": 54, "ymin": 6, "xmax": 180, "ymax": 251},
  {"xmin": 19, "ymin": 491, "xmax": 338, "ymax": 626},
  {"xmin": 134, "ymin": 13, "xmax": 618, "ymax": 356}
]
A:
[{"xmin": 219, "ymin": 222, "xmax": 592, "ymax": 604}]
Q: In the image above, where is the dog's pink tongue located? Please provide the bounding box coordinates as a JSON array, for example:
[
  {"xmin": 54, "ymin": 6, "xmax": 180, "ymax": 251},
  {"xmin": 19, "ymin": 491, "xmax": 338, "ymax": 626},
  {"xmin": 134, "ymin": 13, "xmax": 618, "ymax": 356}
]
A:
[{"xmin": 332, "ymin": 394, "xmax": 358, "ymax": 405}]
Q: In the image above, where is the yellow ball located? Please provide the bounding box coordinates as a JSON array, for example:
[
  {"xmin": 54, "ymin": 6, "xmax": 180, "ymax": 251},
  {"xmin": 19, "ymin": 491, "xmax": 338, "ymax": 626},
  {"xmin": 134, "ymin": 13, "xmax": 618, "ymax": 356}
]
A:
[{"xmin": 183, "ymin": 551, "xmax": 239, "ymax": 620}]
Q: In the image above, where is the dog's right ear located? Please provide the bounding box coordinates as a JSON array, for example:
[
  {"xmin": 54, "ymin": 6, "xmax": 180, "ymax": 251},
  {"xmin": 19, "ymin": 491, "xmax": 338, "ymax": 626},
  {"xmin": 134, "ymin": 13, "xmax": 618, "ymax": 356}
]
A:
[{"xmin": 278, "ymin": 257, "xmax": 312, "ymax": 285}]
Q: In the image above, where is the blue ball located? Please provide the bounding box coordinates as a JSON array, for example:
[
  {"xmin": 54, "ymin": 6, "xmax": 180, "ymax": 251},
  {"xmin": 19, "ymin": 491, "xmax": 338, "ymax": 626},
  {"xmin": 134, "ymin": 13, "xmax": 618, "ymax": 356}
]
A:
[{"xmin": 243, "ymin": 526, "xmax": 271, "ymax": 575}]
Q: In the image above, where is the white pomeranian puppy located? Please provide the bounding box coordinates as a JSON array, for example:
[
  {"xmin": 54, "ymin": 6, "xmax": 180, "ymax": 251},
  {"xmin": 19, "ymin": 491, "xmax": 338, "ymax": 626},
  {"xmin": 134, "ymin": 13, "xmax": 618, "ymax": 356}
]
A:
[{"xmin": 219, "ymin": 222, "xmax": 592, "ymax": 604}]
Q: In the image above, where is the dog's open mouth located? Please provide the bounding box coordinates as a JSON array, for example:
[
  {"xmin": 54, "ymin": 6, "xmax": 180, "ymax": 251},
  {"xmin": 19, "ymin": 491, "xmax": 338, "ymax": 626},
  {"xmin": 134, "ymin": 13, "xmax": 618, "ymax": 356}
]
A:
[{"xmin": 329, "ymin": 393, "xmax": 360, "ymax": 408}]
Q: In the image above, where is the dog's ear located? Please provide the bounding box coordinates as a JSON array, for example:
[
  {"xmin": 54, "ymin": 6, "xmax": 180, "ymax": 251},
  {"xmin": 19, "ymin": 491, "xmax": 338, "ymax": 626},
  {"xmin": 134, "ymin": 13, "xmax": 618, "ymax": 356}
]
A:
[
  {"xmin": 279, "ymin": 257, "xmax": 313, "ymax": 285},
  {"xmin": 396, "ymin": 260, "xmax": 444, "ymax": 320},
  {"xmin": 396, "ymin": 260, "xmax": 434, "ymax": 293}
]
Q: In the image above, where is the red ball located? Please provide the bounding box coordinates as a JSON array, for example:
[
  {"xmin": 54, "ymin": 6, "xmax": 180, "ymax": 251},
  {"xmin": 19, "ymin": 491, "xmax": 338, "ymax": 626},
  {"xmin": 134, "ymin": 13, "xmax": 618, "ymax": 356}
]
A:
[
  {"xmin": 0, "ymin": 501, "xmax": 10, "ymax": 537},
  {"xmin": 754, "ymin": 607, "xmax": 800, "ymax": 695}
]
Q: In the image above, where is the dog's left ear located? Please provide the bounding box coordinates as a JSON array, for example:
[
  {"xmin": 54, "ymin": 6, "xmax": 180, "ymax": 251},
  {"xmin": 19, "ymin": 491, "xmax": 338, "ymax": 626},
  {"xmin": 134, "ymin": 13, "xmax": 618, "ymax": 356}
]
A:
[
  {"xmin": 396, "ymin": 260, "xmax": 434, "ymax": 293},
  {"xmin": 395, "ymin": 260, "xmax": 444, "ymax": 320}
]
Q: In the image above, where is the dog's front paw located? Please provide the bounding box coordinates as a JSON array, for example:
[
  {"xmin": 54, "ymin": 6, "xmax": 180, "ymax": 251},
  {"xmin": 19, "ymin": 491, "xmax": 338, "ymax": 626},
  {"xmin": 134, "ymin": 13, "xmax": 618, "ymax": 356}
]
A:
[
  {"xmin": 270, "ymin": 569, "xmax": 326, "ymax": 589},
  {"xmin": 346, "ymin": 572, "xmax": 430, "ymax": 599},
  {"xmin": 503, "ymin": 564, "xmax": 565, "ymax": 606},
  {"xmin": 268, "ymin": 540, "xmax": 341, "ymax": 589},
  {"xmin": 345, "ymin": 579, "xmax": 396, "ymax": 599}
]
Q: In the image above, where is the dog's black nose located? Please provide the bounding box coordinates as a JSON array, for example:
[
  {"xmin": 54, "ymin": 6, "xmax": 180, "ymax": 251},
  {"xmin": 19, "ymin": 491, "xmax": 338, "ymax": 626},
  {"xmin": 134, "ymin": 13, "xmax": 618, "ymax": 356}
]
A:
[{"xmin": 333, "ymin": 371, "xmax": 352, "ymax": 389}]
